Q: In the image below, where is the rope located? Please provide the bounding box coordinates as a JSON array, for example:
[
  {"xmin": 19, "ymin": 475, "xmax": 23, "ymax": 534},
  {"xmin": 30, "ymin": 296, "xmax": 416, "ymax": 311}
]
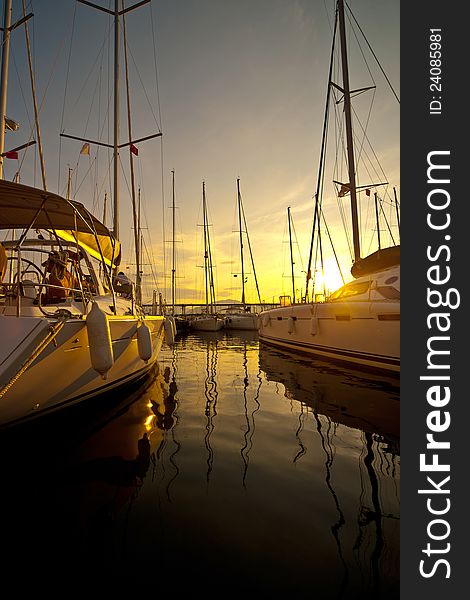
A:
[{"xmin": 0, "ymin": 314, "xmax": 69, "ymax": 399}]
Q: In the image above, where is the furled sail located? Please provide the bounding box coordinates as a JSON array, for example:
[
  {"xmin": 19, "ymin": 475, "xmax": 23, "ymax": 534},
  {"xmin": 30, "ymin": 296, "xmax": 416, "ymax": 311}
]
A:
[{"xmin": 0, "ymin": 179, "xmax": 120, "ymax": 267}]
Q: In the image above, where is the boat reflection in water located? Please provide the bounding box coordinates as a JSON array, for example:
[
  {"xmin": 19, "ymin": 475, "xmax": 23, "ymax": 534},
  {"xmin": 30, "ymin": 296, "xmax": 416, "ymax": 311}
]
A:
[
  {"xmin": 258, "ymin": 342, "xmax": 399, "ymax": 450},
  {"xmin": 0, "ymin": 363, "xmax": 170, "ymax": 585},
  {"xmin": 0, "ymin": 331, "xmax": 399, "ymax": 597},
  {"xmin": 258, "ymin": 342, "xmax": 399, "ymax": 598}
]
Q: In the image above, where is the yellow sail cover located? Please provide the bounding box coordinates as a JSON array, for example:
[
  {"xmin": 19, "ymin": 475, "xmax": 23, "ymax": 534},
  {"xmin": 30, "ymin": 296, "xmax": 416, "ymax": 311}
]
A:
[{"xmin": 54, "ymin": 230, "xmax": 120, "ymax": 268}]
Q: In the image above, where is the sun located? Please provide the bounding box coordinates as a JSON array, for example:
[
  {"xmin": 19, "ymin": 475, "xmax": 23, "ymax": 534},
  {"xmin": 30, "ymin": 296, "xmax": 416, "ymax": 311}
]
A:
[{"xmin": 311, "ymin": 257, "xmax": 350, "ymax": 297}]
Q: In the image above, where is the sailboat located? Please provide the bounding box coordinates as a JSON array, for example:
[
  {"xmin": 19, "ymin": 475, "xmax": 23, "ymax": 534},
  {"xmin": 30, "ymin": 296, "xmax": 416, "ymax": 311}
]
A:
[
  {"xmin": 0, "ymin": 1, "xmax": 168, "ymax": 428},
  {"xmin": 278, "ymin": 206, "xmax": 304, "ymax": 306},
  {"xmin": 223, "ymin": 178, "xmax": 260, "ymax": 331},
  {"xmin": 191, "ymin": 181, "xmax": 224, "ymax": 332},
  {"xmin": 169, "ymin": 170, "xmax": 189, "ymax": 334},
  {"xmin": 258, "ymin": 0, "xmax": 400, "ymax": 374}
]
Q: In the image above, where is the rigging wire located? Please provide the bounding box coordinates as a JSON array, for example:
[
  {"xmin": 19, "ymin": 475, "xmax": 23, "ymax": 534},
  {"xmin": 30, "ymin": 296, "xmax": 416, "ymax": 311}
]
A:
[
  {"xmin": 345, "ymin": 1, "xmax": 400, "ymax": 104},
  {"xmin": 10, "ymin": 0, "xmax": 66, "ymax": 185},
  {"xmin": 305, "ymin": 2, "xmax": 338, "ymax": 298},
  {"xmin": 56, "ymin": 1, "xmax": 165, "ymax": 305},
  {"xmin": 122, "ymin": 1, "xmax": 141, "ymax": 301},
  {"xmin": 58, "ymin": 1, "xmax": 77, "ymax": 193},
  {"xmin": 307, "ymin": 0, "xmax": 399, "ymax": 291},
  {"xmin": 149, "ymin": 1, "xmax": 166, "ymax": 305},
  {"xmin": 240, "ymin": 191, "xmax": 262, "ymax": 304}
]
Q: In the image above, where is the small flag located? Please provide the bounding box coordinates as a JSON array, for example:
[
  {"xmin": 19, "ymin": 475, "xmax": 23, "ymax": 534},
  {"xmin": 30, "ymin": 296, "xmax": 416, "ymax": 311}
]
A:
[
  {"xmin": 80, "ymin": 143, "xmax": 90, "ymax": 155},
  {"xmin": 5, "ymin": 150, "xmax": 18, "ymax": 159},
  {"xmin": 366, "ymin": 188, "xmax": 371, "ymax": 196},
  {"xmin": 338, "ymin": 183, "xmax": 350, "ymax": 197},
  {"xmin": 130, "ymin": 144, "xmax": 139, "ymax": 156}
]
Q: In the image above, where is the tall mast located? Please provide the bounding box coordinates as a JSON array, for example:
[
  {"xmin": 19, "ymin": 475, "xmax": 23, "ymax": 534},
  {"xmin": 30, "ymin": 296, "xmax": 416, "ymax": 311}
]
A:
[
  {"xmin": 22, "ymin": 0, "xmax": 46, "ymax": 190},
  {"xmin": 67, "ymin": 167, "xmax": 72, "ymax": 199},
  {"xmin": 338, "ymin": 0, "xmax": 361, "ymax": 263},
  {"xmin": 374, "ymin": 192, "xmax": 381, "ymax": 250},
  {"xmin": 287, "ymin": 206, "xmax": 295, "ymax": 303},
  {"xmin": 122, "ymin": 5, "xmax": 140, "ymax": 301},
  {"xmin": 241, "ymin": 203, "xmax": 262, "ymax": 304},
  {"xmin": 202, "ymin": 181, "xmax": 209, "ymax": 313},
  {"xmin": 0, "ymin": 0, "xmax": 12, "ymax": 180},
  {"xmin": 393, "ymin": 186, "xmax": 400, "ymax": 233},
  {"xmin": 171, "ymin": 169, "xmax": 176, "ymax": 315},
  {"xmin": 113, "ymin": 0, "xmax": 120, "ymax": 241},
  {"xmin": 65, "ymin": 0, "xmax": 160, "ymax": 259},
  {"xmin": 237, "ymin": 178, "xmax": 245, "ymax": 308}
]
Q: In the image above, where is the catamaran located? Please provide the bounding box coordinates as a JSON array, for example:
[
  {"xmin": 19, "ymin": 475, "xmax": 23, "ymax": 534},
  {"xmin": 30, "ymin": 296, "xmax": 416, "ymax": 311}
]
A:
[{"xmin": 258, "ymin": 0, "xmax": 400, "ymax": 374}]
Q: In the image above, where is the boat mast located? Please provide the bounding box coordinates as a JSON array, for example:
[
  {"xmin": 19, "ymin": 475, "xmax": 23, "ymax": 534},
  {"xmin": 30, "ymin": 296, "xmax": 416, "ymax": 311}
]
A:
[
  {"xmin": 202, "ymin": 181, "xmax": 210, "ymax": 313},
  {"xmin": 204, "ymin": 183, "xmax": 217, "ymax": 312},
  {"xmin": 237, "ymin": 178, "xmax": 246, "ymax": 308},
  {"xmin": 171, "ymin": 169, "xmax": 176, "ymax": 315},
  {"xmin": 240, "ymin": 192, "xmax": 262, "ymax": 304},
  {"xmin": 374, "ymin": 192, "xmax": 381, "ymax": 250},
  {"xmin": 122, "ymin": 6, "xmax": 142, "ymax": 302},
  {"xmin": 67, "ymin": 167, "xmax": 73, "ymax": 200},
  {"xmin": 113, "ymin": 0, "xmax": 120, "ymax": 242},
  {"xmin": 0, "ymin": 0, "xmax": 12, "ymax": 179},
  {"xmin": 287, "ymin": 206, "xmax": 296, "ymax": 303},
  {"xmin": 22, "ymin": 0, "xmax": 46, "ymax": 190},
  {"xmin": 393, "ymin": 186, "xmax": 400, "ymax": 233},
  {"xmin": 338, "ymin": 0, "xmax": 361, "ymax": 263}
]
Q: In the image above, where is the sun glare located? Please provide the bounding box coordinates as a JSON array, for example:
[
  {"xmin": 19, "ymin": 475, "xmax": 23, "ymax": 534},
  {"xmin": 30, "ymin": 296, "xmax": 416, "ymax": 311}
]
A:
[{"xmin": 311, "ymin": 258, "xmax": 349, "ymax": 297}]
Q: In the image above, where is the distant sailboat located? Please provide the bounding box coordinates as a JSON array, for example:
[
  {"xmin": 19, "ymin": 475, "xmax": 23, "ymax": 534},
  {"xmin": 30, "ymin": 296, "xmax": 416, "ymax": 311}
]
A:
[
  {"xmin": 258, "ymin": 0, "xmax": 399, "ymax": 374},
  {"xmin": 223, "ymin": 178, "xmax": 260, "ymax": 331},
  {"xmin": 169, "ymin": 170, "xmax": 189, "ymax": 334},
  {"xmin": 191, "ymin": 181, "xmax": 224, "ymax": 332},
  {"xmin": 277, "ymin": 205, "xmax": 305, "ymax": 306}
]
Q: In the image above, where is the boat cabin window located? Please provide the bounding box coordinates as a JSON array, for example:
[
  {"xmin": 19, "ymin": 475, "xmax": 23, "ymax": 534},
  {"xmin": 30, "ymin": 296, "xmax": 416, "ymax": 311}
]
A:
[
  {"xmin": 376, "ymin": 285, "xmax": 400, "ymax": 300},
  {"xmin": 329, "ymin": 280, "xmax": 370, "ymax": 302}
]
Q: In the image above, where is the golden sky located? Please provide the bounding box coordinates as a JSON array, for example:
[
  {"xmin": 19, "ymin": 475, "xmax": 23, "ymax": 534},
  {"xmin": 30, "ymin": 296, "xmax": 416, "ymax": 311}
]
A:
[{"xmin": 3, "ymin": 0, "xmax": 399, "ymax": 305}]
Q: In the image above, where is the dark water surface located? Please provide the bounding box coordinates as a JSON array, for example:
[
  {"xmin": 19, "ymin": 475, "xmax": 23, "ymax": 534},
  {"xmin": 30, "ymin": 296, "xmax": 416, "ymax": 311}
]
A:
[{"xmin": 0, "ymin": 330, "xmax": 399, "ymax": 597}]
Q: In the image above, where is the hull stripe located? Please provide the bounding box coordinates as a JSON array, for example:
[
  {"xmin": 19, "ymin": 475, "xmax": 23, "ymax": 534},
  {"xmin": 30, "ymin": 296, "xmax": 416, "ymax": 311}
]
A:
[{"xmin": 259, "ymin": 333, "xmax": 399, "ymax": 367}]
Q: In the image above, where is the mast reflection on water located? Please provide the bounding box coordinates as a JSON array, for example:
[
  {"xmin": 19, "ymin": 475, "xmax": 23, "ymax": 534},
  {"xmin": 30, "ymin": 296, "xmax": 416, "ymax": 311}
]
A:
[{"xmin": 0, "ymin": 331, "xmax": 399, "ymax": 597}]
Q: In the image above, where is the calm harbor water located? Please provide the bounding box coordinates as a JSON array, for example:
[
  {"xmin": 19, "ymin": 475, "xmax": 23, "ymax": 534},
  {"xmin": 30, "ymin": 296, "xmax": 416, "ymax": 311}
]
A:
[{"xmin": 0, "ymin": 330, "xmax": 399, "ymax": 597}]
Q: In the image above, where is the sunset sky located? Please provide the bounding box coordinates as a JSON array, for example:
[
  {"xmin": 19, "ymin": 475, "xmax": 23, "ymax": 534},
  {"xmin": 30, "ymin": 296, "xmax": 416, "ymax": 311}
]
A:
[{"xmin": 2, "ymin": 0, "xmax": 399, "ymax": 305}]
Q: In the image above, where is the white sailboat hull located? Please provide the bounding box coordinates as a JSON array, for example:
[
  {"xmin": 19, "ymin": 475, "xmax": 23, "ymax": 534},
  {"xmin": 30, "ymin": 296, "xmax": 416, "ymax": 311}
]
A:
[
  {"xmin": 224, "ymin": 313, "xmax": 258, "ymax": 330},
  {"xmin": 259, "ymin": 301, "xmax": 399, "ymax": 372},
  {"xmin": 259, "ymin": 266, "xmax": 400, "ymax": 373},
  {"xmin": 191, "ymin": 316, "xmax": 224, "ymax": 331},
  {"xmin": 0, "ymin": 312, "xmax": 165, "ymax": 427}
]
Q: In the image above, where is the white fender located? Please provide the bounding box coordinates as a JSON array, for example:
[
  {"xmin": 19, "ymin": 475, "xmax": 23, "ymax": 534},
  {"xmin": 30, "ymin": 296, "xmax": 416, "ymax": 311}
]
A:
[
  {"xmin": 287, "ymin": 316, "xmax": 295, "ymax": 334},
  {"xmin": 262, "ymin": 314, "xmax": 270, "ymax": 328},
  {"xmin": 164, "ymin": 316, "xmax": 175, "ymax": 346},
  {"xmin": 137, "ymin": 321, "xmax": 153, "ymax": 362},
  {"xmin": 86, "ymin": 302, "xmax": 113, "ymax": 379},
  {"xmin": 310, "ymin": 316, "xmax": 318, "ymax": 335}
]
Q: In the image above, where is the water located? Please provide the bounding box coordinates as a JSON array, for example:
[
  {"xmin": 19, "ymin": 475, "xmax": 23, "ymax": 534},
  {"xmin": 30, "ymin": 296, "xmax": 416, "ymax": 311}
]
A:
[{"xmin": 0, "ymin": 330, "xmax": 399, "ymax": 597}]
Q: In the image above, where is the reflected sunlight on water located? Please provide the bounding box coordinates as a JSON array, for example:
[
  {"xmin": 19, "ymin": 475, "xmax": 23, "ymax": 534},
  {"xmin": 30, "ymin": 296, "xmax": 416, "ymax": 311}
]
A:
[{"xmin": 0, "ymin": 330, "xmax": 399, "ymax": 597}]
